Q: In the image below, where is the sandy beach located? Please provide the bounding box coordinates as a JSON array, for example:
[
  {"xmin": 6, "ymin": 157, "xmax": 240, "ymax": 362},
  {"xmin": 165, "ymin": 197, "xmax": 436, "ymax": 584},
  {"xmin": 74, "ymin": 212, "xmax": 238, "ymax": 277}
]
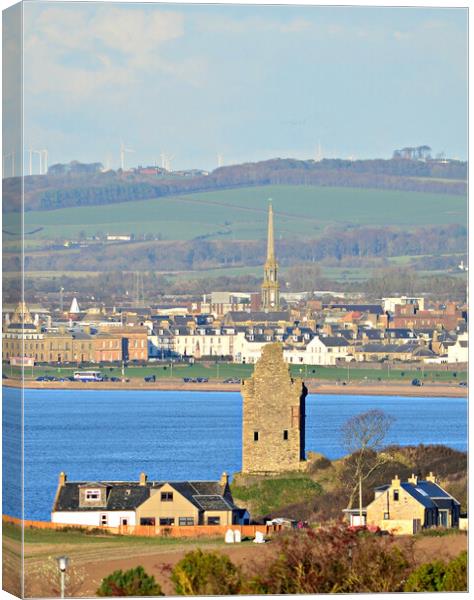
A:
[{"xmin": 4, "ymin": 378, "xmax": 468, "ymax": 397}]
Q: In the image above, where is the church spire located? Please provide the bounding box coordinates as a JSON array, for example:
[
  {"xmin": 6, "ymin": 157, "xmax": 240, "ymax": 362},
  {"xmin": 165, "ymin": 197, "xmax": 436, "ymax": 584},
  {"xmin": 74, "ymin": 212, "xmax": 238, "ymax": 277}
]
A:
[
  {"xmin": 261, "ymin": 200, "xmax": 280, "ymax": 311},
  {"xmin": 266, "ymin": 201, "xmax": 275, "ymax": 262}
]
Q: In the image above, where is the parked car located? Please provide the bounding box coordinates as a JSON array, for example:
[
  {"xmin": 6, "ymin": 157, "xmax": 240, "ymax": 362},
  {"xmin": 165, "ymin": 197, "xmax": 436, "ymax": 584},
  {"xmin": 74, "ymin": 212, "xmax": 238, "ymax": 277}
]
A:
[
  {"xmin": 459, "ymin": 381, "xmax": 468, "ymax": 387},
  {"xmin": 411, "ymin": 378, "xmax": 423, "ymax": 387},
  {"xmin": 36, "ymin": 376, "xmax": 46, "ymax": 381},
  {"xmin": 110, "ymin": 377, "xmax": 120, "ymax": 382},
  {"xmin": 144, "ymin": 375, "xmax": 156, "ymax": 382}
]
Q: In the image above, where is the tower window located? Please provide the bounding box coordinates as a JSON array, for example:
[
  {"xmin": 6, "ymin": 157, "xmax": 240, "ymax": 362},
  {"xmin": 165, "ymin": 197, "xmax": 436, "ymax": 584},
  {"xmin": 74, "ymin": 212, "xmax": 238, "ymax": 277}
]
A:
[
  {"xmin": 393, "ymin": 490, "xmax": 399, "ymax": 501},
  {"xmin": 283, "ymin": 430, "xmax": 289, "ymax": 440},
  {"xmin": 254, "ymin": 431, "xmax": 259, "ymax": 442}
]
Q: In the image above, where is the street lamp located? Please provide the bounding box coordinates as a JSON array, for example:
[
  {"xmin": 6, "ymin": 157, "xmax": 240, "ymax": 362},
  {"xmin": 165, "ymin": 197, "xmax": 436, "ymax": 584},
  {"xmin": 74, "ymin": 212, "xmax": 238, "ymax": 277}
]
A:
[{"xmin": 56, "ymin": 555, "xmax": 69, "ymax": 598}]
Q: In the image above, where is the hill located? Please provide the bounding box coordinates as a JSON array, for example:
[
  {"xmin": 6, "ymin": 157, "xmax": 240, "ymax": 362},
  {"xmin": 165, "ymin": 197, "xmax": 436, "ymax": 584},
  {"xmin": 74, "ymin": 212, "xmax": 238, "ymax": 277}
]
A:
[
  {"xmin": 3, "ymin": 184, "xmax": 467, "ymax": 242},
  {"xmin": 231, "ymin": 445, "xmax": 467, "ymax": 522},
  {"xmin": 2, "ymin": 156, "xmax": 467, "ymax": 214}
]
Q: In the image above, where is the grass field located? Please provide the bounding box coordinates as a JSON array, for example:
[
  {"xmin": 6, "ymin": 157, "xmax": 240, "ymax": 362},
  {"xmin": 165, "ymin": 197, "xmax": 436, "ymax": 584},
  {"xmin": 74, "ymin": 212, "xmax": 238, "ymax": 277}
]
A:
[
  {"xmin": 5, "ymin": 362, "xmax": 466, "ymax": 383},
  {"xmin": 5, "ymin": 185, "xmax": 466, "ymax": 241}
]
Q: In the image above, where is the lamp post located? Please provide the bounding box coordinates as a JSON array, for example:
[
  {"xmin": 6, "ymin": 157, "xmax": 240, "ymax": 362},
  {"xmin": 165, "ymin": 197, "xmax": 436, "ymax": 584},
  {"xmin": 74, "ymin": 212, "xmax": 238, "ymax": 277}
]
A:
[{"xmin": 56, "ymin": 555, "xmax": 69, "ymax": 598}]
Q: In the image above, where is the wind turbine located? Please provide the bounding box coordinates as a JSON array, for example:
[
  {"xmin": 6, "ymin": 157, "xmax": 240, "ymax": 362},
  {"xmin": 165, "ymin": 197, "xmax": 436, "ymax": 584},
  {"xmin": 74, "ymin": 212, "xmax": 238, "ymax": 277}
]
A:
[
  {"xmin": 120, "ymin": 142, "xmax": 135, "ymax": 171},
  {"xmin": 41, "ymin": 149, "xmax": 48, "ymax": 174},
  {"xmin": 315, "ymin": 141, "xmax": 323, "ymax": 162},
  {"xmin": 32, "ymin": 149, "xmax": 43, "ymax": 174}
]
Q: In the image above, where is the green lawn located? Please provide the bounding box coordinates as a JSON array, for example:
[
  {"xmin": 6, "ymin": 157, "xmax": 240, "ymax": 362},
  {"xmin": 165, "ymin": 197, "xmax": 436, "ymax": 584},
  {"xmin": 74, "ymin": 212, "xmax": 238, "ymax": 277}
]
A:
[
  {"xmin": 232, "ymin": 474, "xmax": 322, "ymax": 517},
  {"xmin": 5, "ymin": 362, "xmax": 466, "ymax": 383},
  {"xmin": 3, "ymin": 522, "xmax": 224, "ymax": 547},
  {"xmin": 4, "ymin": 185, "xmax": 466, "ymax": 241}
]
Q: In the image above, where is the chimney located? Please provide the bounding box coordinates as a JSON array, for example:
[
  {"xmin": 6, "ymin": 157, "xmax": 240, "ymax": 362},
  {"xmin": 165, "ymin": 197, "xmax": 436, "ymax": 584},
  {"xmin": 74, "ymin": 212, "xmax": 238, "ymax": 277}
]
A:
[
  {"xmin": 59, "ymin": 471, "xmax": 67, "ymax": 486},
  {"xmin": 139, "ymin": 472, "xmax": 148, "ymax": 486},
  {"xmin": 219, "ymin": 472, "xmax": 229, "ymax": 488},
  {"xmin": 425, "ymin": 472, "xmax": 437, "ymax": 483},
  {"xmin": 391, "ymin": 475, "xmax": 401, "ymax": 489},
  {"xmin": 408, "ymin": 473, "xmax": 418, "ymax": 485}
]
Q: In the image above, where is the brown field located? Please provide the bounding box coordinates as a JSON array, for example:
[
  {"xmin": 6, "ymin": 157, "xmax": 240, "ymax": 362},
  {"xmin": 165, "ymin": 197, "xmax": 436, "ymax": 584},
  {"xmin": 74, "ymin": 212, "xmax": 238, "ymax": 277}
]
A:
[{"xmin": 3, "ymin": 523, "xmax": 467, "ymax": 598}]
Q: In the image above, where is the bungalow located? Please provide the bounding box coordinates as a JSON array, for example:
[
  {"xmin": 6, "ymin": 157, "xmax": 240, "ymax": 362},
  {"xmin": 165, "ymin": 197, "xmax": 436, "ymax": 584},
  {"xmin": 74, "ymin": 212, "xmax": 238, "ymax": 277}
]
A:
[
  {"xmin": 365, "ymin": 473, "xmax": 461, "ymax": 534},
  {"xmin": 51, "ymin": 472, "xmax": 248, "ymax": 528}
]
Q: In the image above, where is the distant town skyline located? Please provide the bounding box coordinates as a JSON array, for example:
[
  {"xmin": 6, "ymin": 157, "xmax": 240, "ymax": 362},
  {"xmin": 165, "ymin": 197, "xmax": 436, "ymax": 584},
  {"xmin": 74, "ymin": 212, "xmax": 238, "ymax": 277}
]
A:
[{"xmin": 16, "ymin": 1, "xmax": 469, "ymax": 171}]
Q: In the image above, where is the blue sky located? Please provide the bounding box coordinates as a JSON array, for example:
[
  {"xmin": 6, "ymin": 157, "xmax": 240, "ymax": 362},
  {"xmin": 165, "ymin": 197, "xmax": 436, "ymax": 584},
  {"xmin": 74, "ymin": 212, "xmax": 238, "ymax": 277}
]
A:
[{"xmin": 22, "ymin": 1, "xmax": 468, "ymax": 171}]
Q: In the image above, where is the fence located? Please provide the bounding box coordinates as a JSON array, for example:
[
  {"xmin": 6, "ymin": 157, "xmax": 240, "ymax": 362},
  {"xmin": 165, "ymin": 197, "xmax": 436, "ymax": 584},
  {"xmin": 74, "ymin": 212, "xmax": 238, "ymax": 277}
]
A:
[{"xmin": 3, "ymin": 515, "xmax": 278, "ymax": 538}]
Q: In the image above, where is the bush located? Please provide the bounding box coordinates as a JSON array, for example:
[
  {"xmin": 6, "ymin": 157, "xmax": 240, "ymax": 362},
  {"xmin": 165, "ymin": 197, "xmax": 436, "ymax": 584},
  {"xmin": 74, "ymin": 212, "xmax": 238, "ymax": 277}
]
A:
[
  {"xmin": 404, "ymin": 552, "xmax": 467, "ymax": 592},
  {"xmin": 404, "ymin": 561, "xmax": 447, "ymax": 591},
  {"xmin": 443, "ymin": 551, "xmax": 467, "ymax": 591},
  {"xmin": 248, "ymin": 526, "xmax": 411, "ymax": 594},
  {"xmin": 171, "ymin": 549, "xmax": 242, "ymax": 595},
  {"xmin": 97, "ymin": 566, "xmax": 163, "ymax": 596}
]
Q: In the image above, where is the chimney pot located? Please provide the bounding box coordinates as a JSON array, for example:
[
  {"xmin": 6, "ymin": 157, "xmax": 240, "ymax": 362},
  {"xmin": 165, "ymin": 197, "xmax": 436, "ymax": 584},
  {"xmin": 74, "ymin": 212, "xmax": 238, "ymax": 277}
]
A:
[
  {"xmin": 391, "ymin": 475, "xmax": 401, "ymax": 488},
  {"xmin": 139, "ymin": 472, "xmax": 148, "ymax": 486},
  {"xmin": 220, "ymin": 472, "xmax": 229, "ymax": 488},
  {"xmin": 59, "ymin": 472, "xmax": 67, "ymax": 486}
]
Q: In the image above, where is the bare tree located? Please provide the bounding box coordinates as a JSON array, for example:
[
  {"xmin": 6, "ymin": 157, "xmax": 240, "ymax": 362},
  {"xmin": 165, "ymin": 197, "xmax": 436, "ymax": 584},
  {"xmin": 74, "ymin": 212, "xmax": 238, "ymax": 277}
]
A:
[{"xmin": 341, "ymin": 410, "xmax": 395, "ymax": 516}]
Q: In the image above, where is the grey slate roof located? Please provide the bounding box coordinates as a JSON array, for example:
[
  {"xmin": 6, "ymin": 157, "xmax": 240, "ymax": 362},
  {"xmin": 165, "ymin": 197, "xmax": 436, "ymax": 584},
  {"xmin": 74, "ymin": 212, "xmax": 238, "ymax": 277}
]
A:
[
  {"xmin": 318, "ymin": 336, "xmax": 349, "ymax": 347},
  {"xmin": 53, "ymin": 479, "xmax": 238, "ymax": 513}
]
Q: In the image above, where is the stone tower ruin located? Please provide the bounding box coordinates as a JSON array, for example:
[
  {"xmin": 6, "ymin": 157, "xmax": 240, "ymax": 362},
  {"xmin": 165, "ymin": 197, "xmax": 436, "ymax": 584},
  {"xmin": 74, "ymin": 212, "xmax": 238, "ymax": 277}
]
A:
[{"xmin": 241, "ymin": 343, "xmax": 307, "ymax": 474}]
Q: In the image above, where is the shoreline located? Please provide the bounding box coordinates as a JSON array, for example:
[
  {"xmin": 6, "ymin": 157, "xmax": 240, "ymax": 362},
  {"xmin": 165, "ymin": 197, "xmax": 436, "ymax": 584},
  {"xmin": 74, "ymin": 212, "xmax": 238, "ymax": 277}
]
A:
[{"xmin": 3, "ymin": 378, "xmax": 467, "ymax": 397}]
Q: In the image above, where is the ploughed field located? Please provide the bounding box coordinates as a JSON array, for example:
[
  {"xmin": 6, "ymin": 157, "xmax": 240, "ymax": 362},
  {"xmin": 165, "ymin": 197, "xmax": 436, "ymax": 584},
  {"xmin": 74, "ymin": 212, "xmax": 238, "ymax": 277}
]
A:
[{"xmin": 2, "ymin": 522, "xmax": 467, "ymax": 598}]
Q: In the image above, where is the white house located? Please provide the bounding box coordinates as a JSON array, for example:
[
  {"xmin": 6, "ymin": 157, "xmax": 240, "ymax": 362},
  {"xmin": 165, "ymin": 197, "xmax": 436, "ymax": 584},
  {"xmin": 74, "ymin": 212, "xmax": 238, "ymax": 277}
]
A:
[
  {"xmin": 302, "ymin": 335, "xmax": 350, "ymax": 365},
  {"xmin": 447, "ymin": 333, "xmax": 468, "ymax": 364}
]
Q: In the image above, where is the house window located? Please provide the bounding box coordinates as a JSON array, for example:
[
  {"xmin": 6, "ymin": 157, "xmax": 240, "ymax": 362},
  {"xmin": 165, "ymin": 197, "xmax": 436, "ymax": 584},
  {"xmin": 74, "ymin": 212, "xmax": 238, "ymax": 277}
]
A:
[
  {"xmin": 100, "ymin": 514, "xmax": 108, "ymax": 526},
  {"xmin": 254, "ymin": 431, "xmax": 259, "ymax": 442},
  {"xmin": 178, "ymin": 517, "xmax": 195, "ymax": 526},
  {"xmin": 140, "ymin": 517, "xmax": 156, "ymax": 526},
  {"xmin": 283, "ymin": 430, "xmax": 289, "ymax": 440},
  {"xmin": 85, "ymin": 489, "xmax": 101, "ymax": 501},
  {"xmin": 393, "ymin": 490, "xmax": 399, "ymax": 501},
  {"xmin": 161, "ymin": 492, "xmax": 174, "ymax": 502},
  {"xmin": 207, "ymin": 516, "xmax": 221, "ymax": 525},
  {"xmin": 159, "ymin": 518, "xmax": 175, "ymax": 526}
]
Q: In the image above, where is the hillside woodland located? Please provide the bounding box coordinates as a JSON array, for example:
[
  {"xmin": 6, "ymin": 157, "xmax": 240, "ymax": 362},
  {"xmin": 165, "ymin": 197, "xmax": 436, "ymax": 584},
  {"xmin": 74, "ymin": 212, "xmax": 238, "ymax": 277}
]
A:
[{"xmin": 3, "ymin": 157, "xmax": 467, "ymax": 213}]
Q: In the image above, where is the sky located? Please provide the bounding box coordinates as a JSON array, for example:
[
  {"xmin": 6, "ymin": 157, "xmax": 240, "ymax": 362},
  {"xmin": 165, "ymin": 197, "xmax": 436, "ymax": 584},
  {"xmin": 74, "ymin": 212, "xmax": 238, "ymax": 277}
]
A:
[{"xmin": 16, "ymin": 1, "xmax": 469, "ymax": 171}]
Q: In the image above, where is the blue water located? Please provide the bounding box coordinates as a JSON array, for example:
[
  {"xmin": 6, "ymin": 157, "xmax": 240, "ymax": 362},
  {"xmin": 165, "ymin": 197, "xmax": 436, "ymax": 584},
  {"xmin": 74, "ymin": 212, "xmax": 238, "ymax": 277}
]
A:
[{"xmin": 2, "ymin": 388, "xmax": 467, "ymax": 521}]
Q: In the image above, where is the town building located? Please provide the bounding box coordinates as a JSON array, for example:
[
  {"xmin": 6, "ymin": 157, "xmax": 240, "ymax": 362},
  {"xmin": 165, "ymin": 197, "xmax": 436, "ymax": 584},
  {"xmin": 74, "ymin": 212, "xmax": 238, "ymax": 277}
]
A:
[
  {"xmin": 241, "ymin": 342, "xmax": 307, "ymax": 474},
  {"xmin": 392, "ymin": 302, "xmax": 463, "ymax": 331},
  {"xmin": 51, "ymin": 471, "xmax": 247, "ymax": 527}
]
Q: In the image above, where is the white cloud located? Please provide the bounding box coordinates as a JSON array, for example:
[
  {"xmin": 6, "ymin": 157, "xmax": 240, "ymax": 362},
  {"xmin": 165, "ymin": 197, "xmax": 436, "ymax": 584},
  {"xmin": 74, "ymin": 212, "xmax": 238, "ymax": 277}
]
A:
[
  {"xmin": 23, "ymin": 4, "xmax": 199, "ymax": 99},
  {"xmin": 196, "ymin": 15, "xmax": 312, "ymax": 35}
]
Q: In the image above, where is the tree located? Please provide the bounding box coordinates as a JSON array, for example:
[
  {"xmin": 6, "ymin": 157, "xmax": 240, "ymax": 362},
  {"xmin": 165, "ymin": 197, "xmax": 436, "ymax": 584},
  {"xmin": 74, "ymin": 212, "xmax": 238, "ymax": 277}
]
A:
[{"xmin": 341, "ymin": 410, "xmax": 395, "ymax": 513}]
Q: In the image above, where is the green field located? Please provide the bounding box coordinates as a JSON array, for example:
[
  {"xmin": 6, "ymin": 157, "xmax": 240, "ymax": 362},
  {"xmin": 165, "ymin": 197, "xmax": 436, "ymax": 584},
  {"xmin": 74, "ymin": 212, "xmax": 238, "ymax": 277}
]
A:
[
  {"xmin": 5, "ymin": 362, "xmax": 466, "ymax": 383},
  {"xmin": 5, "ymin": 185, "xmax": 466, "ymax": 241}
]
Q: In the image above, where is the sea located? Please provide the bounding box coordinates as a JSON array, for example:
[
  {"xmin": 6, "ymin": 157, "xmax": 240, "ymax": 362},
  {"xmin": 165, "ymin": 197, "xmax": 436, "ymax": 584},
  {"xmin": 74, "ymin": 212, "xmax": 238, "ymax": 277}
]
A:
[{"xmin": 2, "ymin": 388, "xmax": 468, "ymax": 521}]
